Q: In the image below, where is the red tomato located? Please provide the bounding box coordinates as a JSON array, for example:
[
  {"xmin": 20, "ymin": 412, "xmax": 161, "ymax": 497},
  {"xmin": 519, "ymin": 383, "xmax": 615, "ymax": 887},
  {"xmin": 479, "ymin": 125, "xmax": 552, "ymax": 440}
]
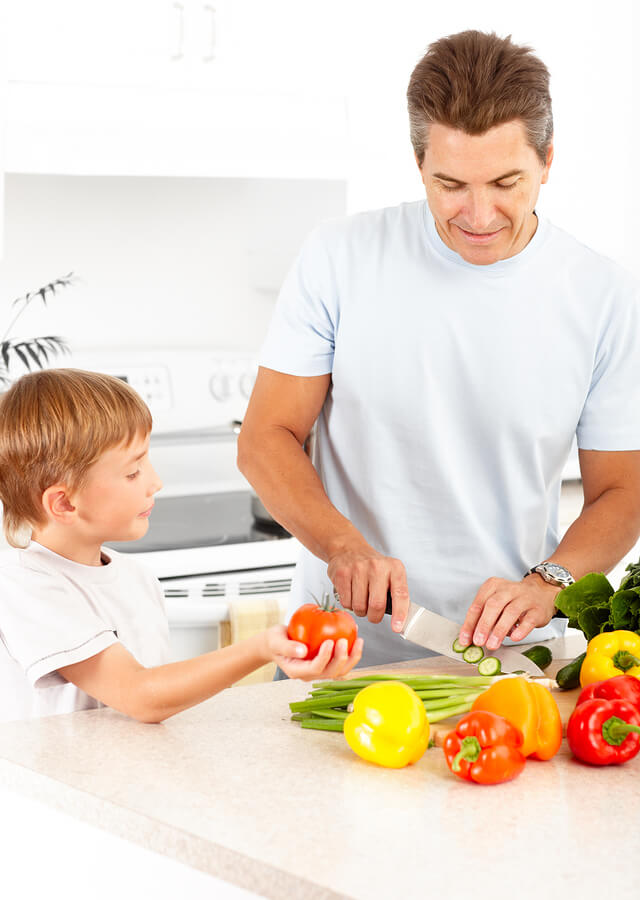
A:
[{"xmin": 287, "ymin": 595, "xmax": 358, "ymax": 659}]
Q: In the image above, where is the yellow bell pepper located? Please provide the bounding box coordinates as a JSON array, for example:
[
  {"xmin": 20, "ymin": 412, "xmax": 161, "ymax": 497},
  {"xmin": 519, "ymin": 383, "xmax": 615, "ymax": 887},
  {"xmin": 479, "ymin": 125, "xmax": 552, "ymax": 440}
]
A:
[
  {"xmin": 580, "ymin": 630, "xmax": 640, "ymax": 687},
  {"xmin": 343, "ymin": 682, "xmax": 430, "ymax": 768}
]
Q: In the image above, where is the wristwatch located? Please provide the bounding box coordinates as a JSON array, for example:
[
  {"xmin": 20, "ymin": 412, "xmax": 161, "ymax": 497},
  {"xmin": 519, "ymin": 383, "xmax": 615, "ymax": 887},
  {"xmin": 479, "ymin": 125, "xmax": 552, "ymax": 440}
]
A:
[
  {"xmin": 526, "ymin": 561, "xmax": 575, "ymax": 588},
  {"xmin": 525, "ymin": 562, "xmax": 574, "ymax": 618}
]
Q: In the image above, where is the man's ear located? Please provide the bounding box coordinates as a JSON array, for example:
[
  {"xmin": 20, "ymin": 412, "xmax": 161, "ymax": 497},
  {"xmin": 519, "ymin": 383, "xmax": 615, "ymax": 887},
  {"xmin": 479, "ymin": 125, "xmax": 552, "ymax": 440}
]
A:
[
  {"xmin": 41, "ymin": 484, "xmax": 76, "ymax": 524},
  {"xmin": 541, "ymin": 140, "xmax": 554, "ymax": 184}
]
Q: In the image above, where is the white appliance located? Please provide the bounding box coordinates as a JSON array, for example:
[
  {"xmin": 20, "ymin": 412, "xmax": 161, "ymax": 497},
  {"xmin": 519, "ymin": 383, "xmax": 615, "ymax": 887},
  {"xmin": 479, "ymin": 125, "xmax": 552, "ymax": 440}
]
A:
[{"xmin": 66, "ymin": 348, "xmax": 300, "ymax": 661}]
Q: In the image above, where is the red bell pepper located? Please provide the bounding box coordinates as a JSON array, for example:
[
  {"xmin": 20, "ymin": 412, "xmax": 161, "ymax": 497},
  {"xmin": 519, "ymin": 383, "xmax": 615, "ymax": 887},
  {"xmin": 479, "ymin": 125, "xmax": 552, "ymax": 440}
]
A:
[
  {"xmin": 576, "ymin": 674, "xmax": 640, "ymax": 712},
  {"xmin": 566, "ymin": 698, "xmax": 640, "ymax": 766},
  {"xmin": 443, "ymin": 711, "xmax": 526, "ymax": 784}
]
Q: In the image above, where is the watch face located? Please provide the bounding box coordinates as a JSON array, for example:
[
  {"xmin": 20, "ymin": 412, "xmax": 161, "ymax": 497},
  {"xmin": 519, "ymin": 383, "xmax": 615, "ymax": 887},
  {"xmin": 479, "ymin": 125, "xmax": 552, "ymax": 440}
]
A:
[{"xmin": 540, "ymin": 563, "xmax": 573, "ymax": 585}]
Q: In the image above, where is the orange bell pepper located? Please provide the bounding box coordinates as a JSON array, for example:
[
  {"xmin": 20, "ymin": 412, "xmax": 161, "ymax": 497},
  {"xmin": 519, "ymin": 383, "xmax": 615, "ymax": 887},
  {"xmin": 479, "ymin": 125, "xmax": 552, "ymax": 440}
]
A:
[{"xmin": 471, "ymin": 677, "xmax": 562, "ymax": 760}]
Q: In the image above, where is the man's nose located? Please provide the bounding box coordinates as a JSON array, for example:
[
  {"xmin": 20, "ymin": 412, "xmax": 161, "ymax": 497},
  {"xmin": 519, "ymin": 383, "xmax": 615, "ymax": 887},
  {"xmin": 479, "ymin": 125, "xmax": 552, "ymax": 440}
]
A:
[{"xmin": 464, "ymin": 190, "xmax": 496, "ymax": 231}]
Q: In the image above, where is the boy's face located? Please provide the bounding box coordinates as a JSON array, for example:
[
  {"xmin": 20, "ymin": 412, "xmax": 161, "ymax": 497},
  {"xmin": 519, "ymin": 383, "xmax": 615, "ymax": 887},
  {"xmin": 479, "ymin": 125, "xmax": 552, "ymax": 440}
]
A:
[{"xmin": 72, "ymin": 431, "xmax": 162, "ymax": 543}]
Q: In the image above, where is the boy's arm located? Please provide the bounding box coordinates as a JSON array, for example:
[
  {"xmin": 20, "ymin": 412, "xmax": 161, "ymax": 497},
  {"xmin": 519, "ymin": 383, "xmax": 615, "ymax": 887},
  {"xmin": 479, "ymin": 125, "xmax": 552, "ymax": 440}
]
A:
[{"xmin": 58, "ymin": 626, "xmax": 363, "ymax": 723}]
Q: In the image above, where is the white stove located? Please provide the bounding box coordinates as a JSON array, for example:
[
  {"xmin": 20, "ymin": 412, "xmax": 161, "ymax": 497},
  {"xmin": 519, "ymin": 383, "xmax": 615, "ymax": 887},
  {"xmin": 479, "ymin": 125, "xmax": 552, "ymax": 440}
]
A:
[{"xmin": 65, "ymin": 348, "xmax": 300, "ymax": 660}]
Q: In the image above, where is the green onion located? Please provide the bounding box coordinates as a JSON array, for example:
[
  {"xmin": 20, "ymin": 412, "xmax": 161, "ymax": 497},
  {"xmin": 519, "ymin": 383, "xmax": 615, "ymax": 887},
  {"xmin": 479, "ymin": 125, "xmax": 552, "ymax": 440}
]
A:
[{"xmin": 290, "ymin": 673, "xmax": 499, "ymax": 733}]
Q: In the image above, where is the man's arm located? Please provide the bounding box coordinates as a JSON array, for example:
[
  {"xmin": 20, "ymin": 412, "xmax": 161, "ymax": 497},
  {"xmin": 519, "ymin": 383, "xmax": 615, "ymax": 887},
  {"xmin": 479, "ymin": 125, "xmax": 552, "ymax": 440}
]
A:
[
  {"xmin": 459, "ymin": 449, "xmax": 640, "ymax": 650},
  {"xmin": 237, "ymin": 367, "xmax": 410, "ymax": 629}
]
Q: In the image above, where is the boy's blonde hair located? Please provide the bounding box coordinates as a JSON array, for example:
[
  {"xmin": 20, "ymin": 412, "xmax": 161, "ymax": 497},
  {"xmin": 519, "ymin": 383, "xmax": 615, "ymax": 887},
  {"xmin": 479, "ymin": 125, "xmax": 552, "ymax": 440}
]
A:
[{"xmin": 0, "ymin": 368, "xmax": 152, "ymax": 547}]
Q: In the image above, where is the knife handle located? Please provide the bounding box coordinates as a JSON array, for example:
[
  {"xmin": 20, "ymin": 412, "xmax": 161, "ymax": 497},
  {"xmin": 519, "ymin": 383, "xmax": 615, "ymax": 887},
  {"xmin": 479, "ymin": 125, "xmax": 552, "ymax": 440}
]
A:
[{"xmin": 385, "ymin": 590, "xmax": 393, "ymax": 616}]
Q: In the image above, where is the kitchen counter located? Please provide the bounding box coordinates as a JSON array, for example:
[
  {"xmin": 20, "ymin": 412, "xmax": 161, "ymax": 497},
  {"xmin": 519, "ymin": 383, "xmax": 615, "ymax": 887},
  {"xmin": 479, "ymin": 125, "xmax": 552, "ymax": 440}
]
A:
[{"xmin": 1, "ymin": 651, "xmax": 639, "ymax": 900}]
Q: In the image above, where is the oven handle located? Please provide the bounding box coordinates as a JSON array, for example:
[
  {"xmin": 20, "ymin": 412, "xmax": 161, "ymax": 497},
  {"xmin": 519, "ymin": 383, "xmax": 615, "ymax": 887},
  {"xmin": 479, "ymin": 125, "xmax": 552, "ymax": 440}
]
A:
[
  {"xmin": 165, "ymin": 600, "xmax": 229, "ymax": 625},
  {"xmin": 151, "ymin": 421, "xmax": 242, "ymax": 446}
]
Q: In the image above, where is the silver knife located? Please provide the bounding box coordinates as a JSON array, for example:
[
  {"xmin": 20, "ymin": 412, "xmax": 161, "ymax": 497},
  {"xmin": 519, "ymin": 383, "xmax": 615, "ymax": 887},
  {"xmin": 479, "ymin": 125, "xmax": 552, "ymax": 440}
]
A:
[{"xmin": 384, "ymin": 595, "xmax": 544, "ymax": 677}]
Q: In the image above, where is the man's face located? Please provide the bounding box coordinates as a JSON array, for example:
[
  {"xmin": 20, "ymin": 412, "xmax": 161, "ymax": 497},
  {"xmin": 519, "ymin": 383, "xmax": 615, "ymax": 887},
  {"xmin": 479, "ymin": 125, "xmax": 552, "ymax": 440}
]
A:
[{"xmin": 418, "ymin": 120, "xmax": 553, "ymax": 266}]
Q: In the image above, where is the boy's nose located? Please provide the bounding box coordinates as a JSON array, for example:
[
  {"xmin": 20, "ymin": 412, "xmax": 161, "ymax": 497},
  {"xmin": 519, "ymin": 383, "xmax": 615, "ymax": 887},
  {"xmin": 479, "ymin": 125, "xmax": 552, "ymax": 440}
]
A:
[{"xmin": 149, "ymin": 465, "xmax": 163, "ymax": 494}]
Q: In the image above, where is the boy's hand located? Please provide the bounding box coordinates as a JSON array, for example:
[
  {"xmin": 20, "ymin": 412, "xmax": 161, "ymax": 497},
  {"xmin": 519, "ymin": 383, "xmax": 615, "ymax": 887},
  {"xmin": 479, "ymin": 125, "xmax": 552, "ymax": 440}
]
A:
[{"xmin": 264, "ymin": 625, "xmax": 364, "ymax": 681}]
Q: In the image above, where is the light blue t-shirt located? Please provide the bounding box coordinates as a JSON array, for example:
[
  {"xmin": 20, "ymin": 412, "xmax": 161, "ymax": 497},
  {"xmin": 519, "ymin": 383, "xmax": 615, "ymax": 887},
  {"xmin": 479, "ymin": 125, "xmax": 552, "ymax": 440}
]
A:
[{"xmin": 259, "ymin": 201, "xmax": 640, "ymax": 666}]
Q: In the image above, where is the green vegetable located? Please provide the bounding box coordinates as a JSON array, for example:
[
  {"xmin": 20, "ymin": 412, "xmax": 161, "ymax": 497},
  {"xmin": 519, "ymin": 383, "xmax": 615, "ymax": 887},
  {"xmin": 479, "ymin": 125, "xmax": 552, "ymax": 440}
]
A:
[
  {"xmin": 555, "ymin": 652, "xmax": 587, "ymax": 691},
  {"xmin": 553, "ymin": 560, "xmax": 640, "ymax": 642},
  {"xmin": 462, "ymin": 645, "xmax": 484, "ymax": 664},
  {"xmin": 289, "ymin": 674, "xmax": 499, "ymax": 731},
  {"xmin": 477, "ymin": 657, "xmax": 502, "ymax": 676},
  {"xmin": 452, "ymin": 638, "xmax": 467, "ymax": 653},
  {"xmin": 522, "ymin": 645, "xmax": 553, "ymax": 671}
]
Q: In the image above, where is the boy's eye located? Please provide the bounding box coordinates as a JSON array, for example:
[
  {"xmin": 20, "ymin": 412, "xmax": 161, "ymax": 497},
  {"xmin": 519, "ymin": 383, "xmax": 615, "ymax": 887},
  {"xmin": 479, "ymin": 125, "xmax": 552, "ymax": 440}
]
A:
[{"xmin": 126, "ymin": 470, "xmax": 140, "ymax": 480}]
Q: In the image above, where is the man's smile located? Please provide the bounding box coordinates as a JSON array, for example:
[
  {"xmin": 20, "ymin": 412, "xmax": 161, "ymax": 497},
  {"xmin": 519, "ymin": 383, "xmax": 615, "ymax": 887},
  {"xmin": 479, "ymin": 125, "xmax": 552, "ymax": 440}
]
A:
[{"xmin": 454, "ymin": 224, "xmax": 505, "ymax": 244}]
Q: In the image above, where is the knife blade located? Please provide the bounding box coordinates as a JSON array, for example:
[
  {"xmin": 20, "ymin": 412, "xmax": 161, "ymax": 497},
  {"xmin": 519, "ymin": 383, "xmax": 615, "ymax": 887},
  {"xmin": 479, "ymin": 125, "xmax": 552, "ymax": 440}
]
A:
[{"xmin": 384, "ymin": 593, "xmax": 544, "ymax": 676}]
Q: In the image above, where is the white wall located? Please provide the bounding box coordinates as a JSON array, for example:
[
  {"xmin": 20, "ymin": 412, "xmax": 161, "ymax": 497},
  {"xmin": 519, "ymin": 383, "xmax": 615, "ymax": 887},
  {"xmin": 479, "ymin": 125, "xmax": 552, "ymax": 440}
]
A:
[
  {"xmin": 0, "ymin": 1, "xmax": 637, "ymax": 360},
  {"xmin": 340, "ymin": 0, "xmax": 639, "ymax": 277},
  {"xmin": 0, "ymin": 175, "xmax": 346, "ymax": 353}
]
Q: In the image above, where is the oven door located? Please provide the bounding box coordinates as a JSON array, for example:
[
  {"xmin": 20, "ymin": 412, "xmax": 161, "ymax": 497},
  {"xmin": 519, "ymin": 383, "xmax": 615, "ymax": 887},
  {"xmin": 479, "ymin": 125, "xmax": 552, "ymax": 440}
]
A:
[{"xmin": 160, "ymin": 565, "xmax": 295, "ymax": 667}]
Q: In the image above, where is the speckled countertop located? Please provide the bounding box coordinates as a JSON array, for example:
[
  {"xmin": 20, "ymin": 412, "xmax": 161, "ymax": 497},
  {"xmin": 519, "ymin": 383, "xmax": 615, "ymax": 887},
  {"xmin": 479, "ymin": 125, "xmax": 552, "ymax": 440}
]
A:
[{"xmin": 1, "ymin": 644, "xmax": 639, "ymax": 900}]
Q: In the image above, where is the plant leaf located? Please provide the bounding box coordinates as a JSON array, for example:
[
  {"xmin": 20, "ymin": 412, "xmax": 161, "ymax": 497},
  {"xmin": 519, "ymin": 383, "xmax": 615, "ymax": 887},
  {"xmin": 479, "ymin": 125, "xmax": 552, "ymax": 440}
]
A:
[
  {"xmin": 12, "ymin": 344, "xmax": 30, "ymax": 370},
  {"xmin": 577, "ymin": 605, "xmax": 612, "ymax": 641},
  {"xmin": 22, "ymin": 342, "xmax": 43, "ymax": 369},
  {"xmin": 554, "ymin": 572, "xmax": 614, "ymax": 629},
  {"xmin": 609, "ymin": 590, "xmax": 639, "ymax": 631}
]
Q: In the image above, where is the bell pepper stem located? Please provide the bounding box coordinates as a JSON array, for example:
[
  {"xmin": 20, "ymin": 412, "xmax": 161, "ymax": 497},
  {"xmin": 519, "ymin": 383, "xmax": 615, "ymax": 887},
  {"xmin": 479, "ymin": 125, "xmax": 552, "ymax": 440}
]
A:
[
  {"xmin": 451, "ymin": 736, "xmax": 482, "ymax": 772},
  {"xmin": 602, "ymin": 715, "xmax": 640, "ymax": 746},
  {"xmin": 611, "ymin": 650, "xmax": 640, "ymax": 671}
]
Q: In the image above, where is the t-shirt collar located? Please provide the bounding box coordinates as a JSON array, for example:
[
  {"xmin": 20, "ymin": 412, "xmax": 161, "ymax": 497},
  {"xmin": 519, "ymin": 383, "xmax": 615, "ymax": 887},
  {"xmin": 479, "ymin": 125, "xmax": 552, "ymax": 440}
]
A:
[
  {"xmin": 423, "ymin": 201, "xmax": 548, "ymax": 275},
  {"xmin": 27, "ymin": 541, "xmax": 119, "ymax": 584}
]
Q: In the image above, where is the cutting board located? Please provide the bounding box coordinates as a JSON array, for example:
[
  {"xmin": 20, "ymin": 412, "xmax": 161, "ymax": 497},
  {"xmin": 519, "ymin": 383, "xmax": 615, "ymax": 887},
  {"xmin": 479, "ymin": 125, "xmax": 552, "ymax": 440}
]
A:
[{"xmin": 351, "ymin": 657, "xmax": 581, "ymax": 747}]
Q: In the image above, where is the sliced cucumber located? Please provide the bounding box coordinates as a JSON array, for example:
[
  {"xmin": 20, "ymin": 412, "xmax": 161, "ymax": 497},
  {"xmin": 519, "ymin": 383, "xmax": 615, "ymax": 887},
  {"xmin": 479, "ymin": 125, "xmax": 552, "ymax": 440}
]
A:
[
  {"xmin": 462, "ymin": 644, "xmax": 484, "ymax": 664},
  {"xmin": 452, "ymin": 638, "xmax": 467, "ymax": 654},
  {"xmin": 478, "ymin": 656, "xmax": 502, "ymax": 676}
]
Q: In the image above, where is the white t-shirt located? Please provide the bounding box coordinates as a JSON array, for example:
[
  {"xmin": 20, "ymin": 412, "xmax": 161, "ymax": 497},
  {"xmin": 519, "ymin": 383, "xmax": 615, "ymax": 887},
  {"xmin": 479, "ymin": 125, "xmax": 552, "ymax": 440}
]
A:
[
  {"xmin": 259, "ymin": 201, "xmax": 640, "ymax": 666},
  {"xmin": 0, "ymin": 542, "xmax": 170, "ymax": 722}
]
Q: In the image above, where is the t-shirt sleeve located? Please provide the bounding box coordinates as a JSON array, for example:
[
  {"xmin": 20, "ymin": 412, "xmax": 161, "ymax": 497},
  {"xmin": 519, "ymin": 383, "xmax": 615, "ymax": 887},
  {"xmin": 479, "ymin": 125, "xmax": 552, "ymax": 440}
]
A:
[
  {"xmin": 258, "ymin": 223, "xmax": 339, "ymax": 376},
  {"xmin": 577, "ymin": 283, "xmax": 640, "ymax": 450},
  {"xmin": 0, "ymin": 564, "xmax": 118, "ymax": 688}
]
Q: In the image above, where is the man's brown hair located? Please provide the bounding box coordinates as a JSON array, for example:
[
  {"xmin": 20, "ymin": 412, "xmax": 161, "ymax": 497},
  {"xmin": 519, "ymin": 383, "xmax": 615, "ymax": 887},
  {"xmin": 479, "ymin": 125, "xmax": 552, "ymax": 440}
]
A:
[
  {"xmin": 407, "ymin": 30, "xmax": 553, "ymax": 166},
  {"xmin": 0, "ymin": 368, "xmax": 152, "ymax": 546}
]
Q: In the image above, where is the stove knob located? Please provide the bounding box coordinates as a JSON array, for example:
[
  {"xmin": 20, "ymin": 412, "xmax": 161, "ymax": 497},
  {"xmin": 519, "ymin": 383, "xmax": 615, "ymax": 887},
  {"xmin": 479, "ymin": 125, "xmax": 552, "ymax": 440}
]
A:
[{"xmin": 209, "ymin": 372, "xmax": 231, "ymax": 402}]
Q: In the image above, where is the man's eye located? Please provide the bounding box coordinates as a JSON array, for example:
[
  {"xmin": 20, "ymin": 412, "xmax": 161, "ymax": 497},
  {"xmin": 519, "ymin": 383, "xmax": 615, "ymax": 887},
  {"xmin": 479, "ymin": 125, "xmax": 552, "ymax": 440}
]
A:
[
  {"xmin": 440, "ymin": 183, "xmax": 462, "ymax": 191},
  {"xmin": 127, "ymin": 470, "xmax": 140, "ymax": 480},
  {"xmin": 496, "ymin": 181, "xmax": 518, "ymax": 189}
]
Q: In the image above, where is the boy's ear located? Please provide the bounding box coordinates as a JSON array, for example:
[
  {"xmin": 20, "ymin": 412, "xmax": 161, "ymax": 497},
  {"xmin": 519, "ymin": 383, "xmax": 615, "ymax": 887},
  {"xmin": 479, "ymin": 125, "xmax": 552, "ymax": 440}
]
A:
[{"xmin": 41, "ymin": 484, "xmax": 76, "ymax": 523}]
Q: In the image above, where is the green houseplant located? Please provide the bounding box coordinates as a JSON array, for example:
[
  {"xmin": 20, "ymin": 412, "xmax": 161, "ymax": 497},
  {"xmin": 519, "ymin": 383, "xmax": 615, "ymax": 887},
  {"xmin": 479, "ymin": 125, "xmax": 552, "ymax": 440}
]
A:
[{"xmin": 0, "ymin": 273, "xmax": 75, "ymax": 386}]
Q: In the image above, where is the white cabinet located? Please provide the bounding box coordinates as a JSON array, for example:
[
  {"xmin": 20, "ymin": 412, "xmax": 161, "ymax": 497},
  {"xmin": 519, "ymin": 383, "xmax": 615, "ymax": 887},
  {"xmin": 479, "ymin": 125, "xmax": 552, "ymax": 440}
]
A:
[{"xmin": 4, "ymin": 1, "xmax": 348, "ymax": 179}]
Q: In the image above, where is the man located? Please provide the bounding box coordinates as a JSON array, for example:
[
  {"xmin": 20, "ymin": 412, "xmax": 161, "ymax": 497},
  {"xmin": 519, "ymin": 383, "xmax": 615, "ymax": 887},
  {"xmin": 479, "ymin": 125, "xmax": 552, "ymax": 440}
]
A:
[{"xmin": 238, "ymin": 30, "xmax": 640, "ymax": 668}]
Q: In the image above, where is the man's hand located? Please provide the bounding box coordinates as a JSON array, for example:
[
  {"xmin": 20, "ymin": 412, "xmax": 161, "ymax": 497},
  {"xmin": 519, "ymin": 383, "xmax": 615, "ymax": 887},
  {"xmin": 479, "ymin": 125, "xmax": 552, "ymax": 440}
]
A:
[
  {"xmin": 458, "ymin": 575, "xmax": 559, "ymax": 650},
  {"xmin": 328, "ymin": 547, "xmax": 410, "ymax": 632}
]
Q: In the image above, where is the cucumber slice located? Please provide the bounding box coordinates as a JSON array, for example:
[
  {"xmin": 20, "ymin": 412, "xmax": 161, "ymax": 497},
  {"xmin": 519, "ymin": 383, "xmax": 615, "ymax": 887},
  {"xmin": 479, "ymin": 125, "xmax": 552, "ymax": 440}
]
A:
[
  {"xmin": 462, "ymin": 644, "xmax": 484, "ymax": 664},
  {"xmin": 452, "ymin": 638, "xmax": 467, "ymax": 653},
  {"xmin": 478, "ymin": 656, "xmax": 502, "ymax": 676}
]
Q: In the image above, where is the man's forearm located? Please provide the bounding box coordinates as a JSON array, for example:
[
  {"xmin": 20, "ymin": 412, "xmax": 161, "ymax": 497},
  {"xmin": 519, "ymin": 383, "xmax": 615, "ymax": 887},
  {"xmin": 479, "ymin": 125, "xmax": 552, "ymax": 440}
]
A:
[
  {"xmin": 237, "ymin": 424, "xmax": 370, "ymax": 562},
  {"xmin": 549, "ymin": 486, "xmax": 640, "ymax": 580}
]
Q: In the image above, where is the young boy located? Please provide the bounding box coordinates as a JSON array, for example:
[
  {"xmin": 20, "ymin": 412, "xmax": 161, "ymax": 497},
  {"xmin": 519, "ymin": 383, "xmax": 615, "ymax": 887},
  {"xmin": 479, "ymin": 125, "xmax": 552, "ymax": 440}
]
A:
[{"xmin": 0, "ymin": 369, "xmax": 363, "ymax": 723}]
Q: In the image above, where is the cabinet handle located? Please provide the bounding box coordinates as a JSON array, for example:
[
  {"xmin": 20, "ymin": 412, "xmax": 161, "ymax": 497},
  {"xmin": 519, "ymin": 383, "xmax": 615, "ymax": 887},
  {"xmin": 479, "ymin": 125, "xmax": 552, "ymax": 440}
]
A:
[
  {"xmin": 203, "ymin": 4, "xmax": 216, "ymax": 62},
  {"xmin": 170, "ymin": 2, "xmax": 185, "ymax": 61}
]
